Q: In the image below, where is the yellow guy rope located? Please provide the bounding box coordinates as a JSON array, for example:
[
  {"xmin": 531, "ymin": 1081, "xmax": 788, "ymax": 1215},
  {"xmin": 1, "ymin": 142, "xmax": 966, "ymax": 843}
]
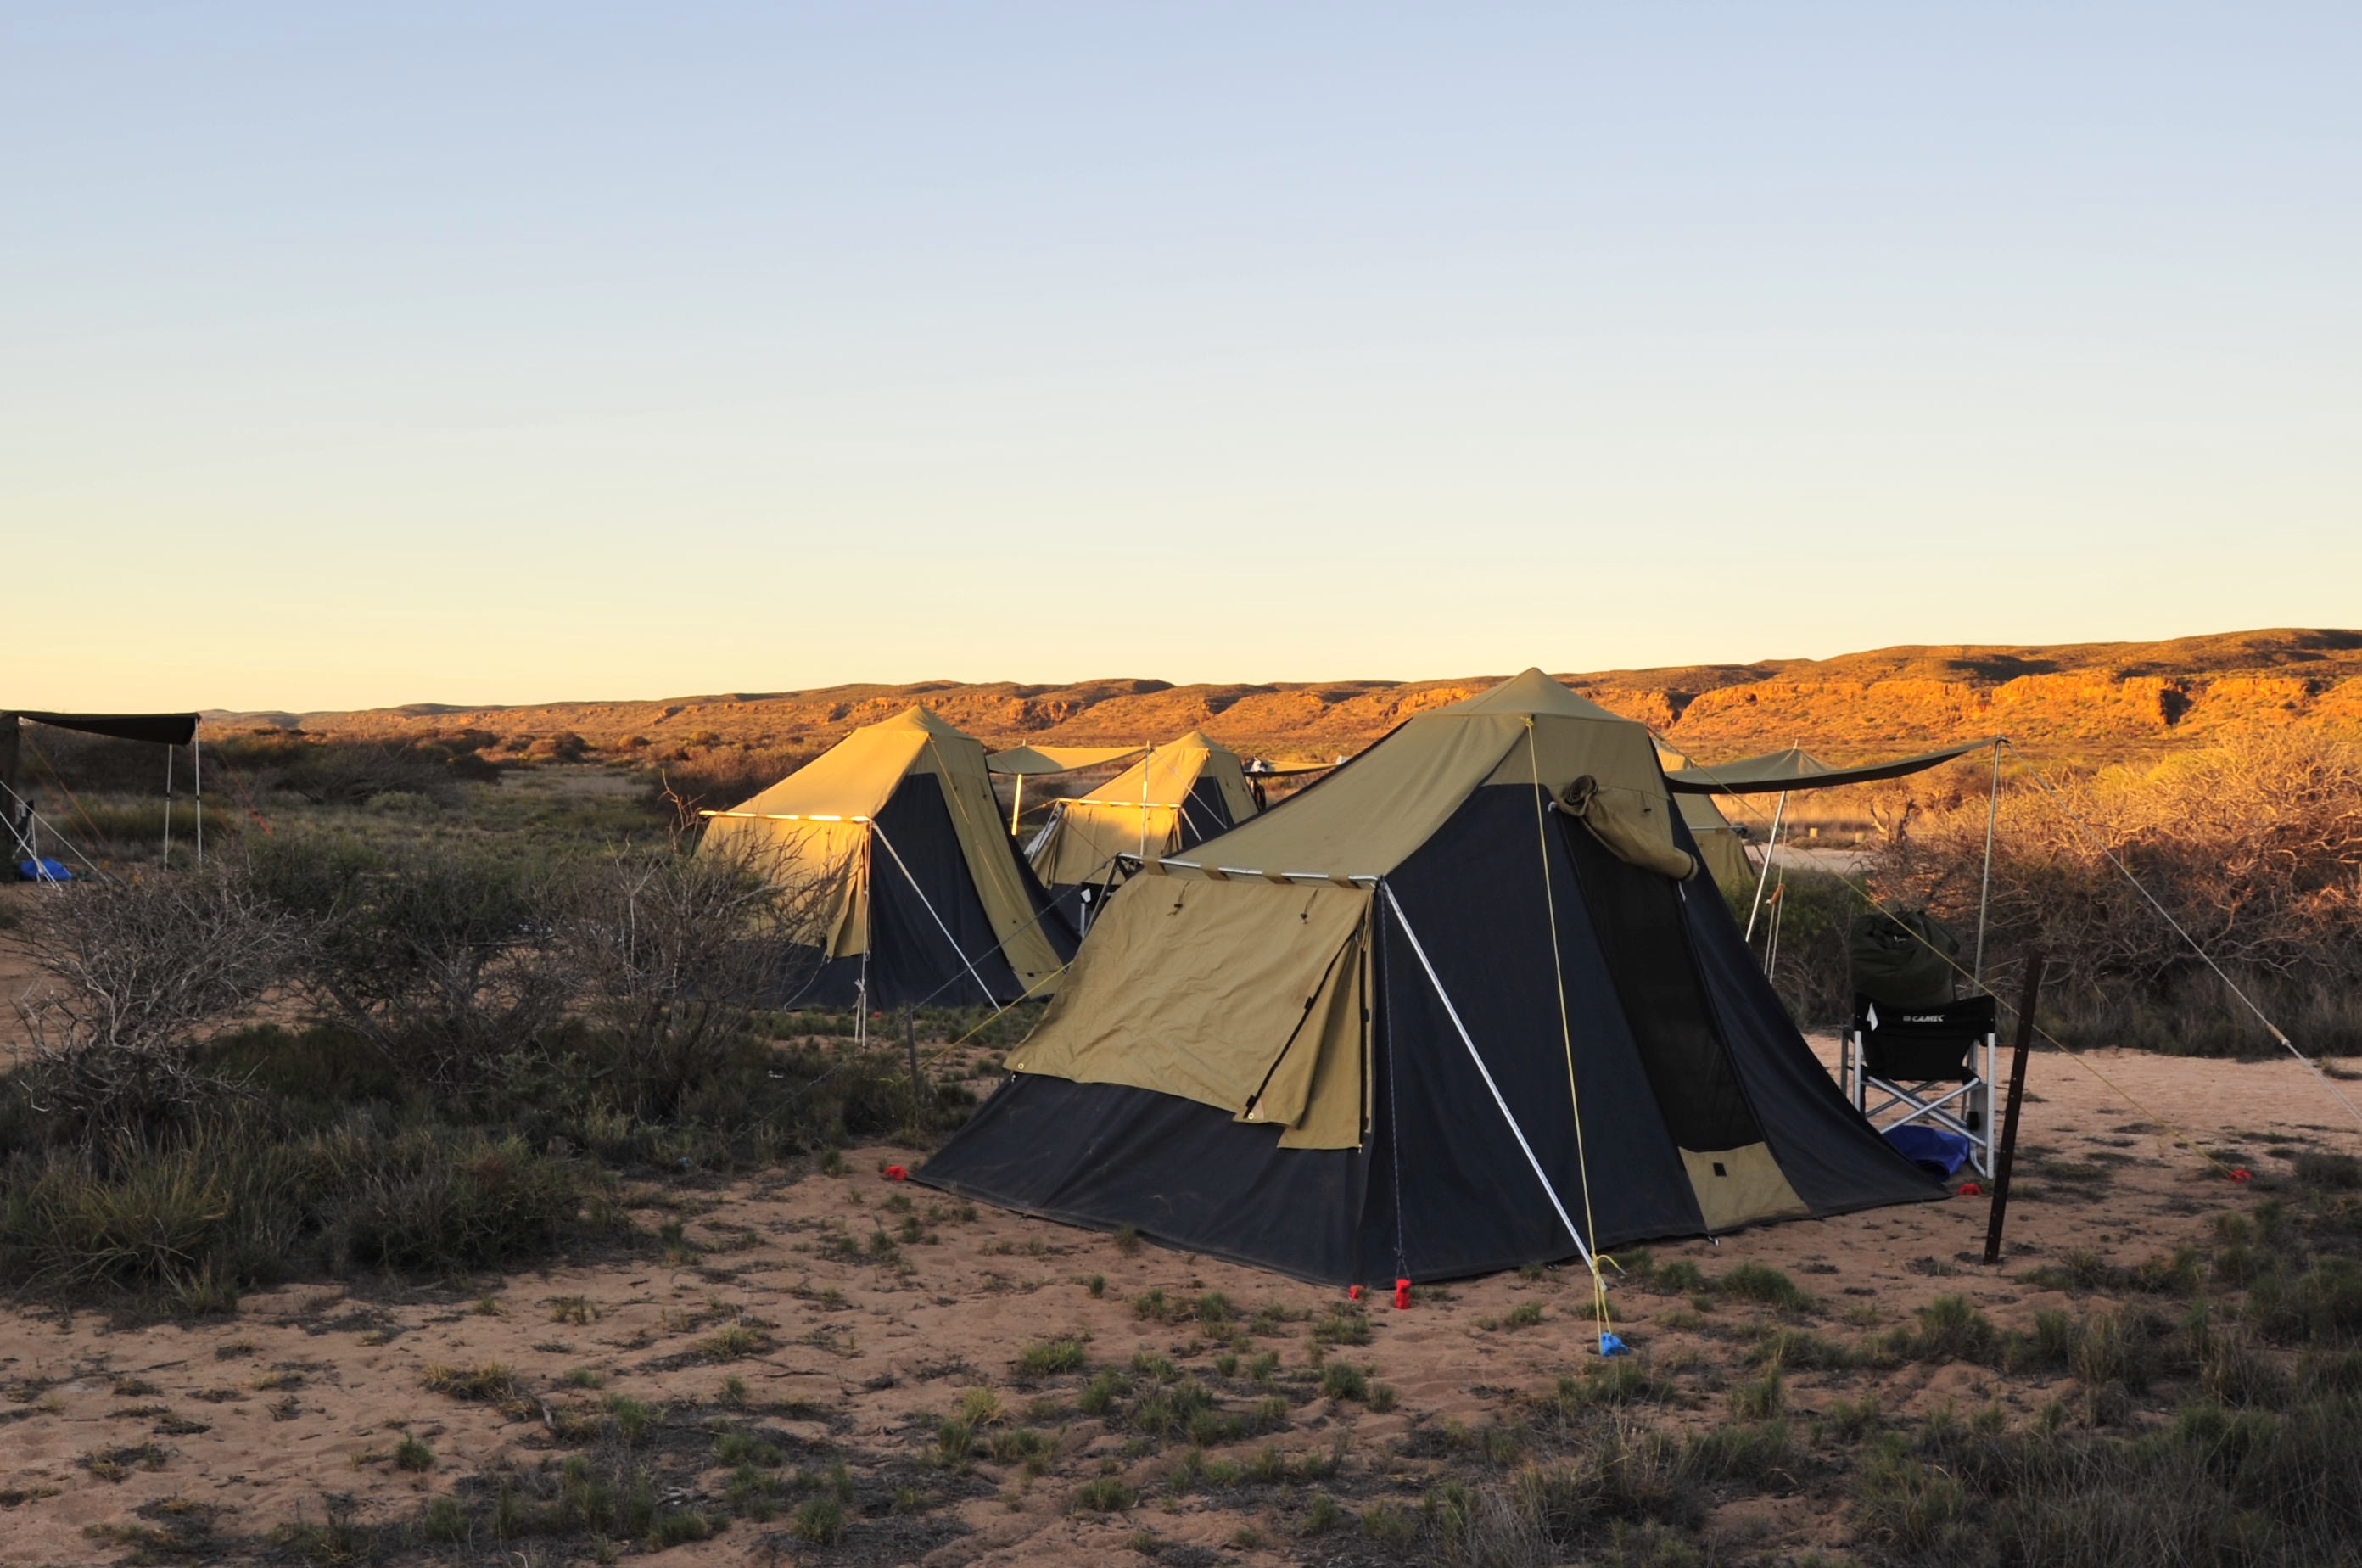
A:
[{"xmin": 1525, "ymin": 720, "xmax": 1617, "ymax": 1350}]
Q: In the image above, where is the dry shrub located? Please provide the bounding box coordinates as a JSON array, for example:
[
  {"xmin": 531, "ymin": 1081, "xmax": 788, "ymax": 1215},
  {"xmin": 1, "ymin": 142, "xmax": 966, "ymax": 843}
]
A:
[
  {"xmin": 1874, "ymin": 733, "xmax": 2362, "ymax": 1051},
  {"xmin": 652, "ymin": 748, "xmax": 817, "ymax": 821},
  {"xmin": 243, "ymin": 834, "xmax": 577, "ymax": 1092},
  {"xmin": 560, "ymin": 839, "xmax": 838, "ymax": 1117},
  {"xmin": 12, "ymin": 862, "xmax": 303, "ymax": 1141}
]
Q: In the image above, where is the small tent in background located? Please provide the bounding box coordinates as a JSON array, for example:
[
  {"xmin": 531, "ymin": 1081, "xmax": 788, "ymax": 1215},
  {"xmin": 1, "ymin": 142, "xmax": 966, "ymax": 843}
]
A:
[
  {"xmin": 701, "ymin": 706, "xmax": 1076, "ymax": 1010},
  {"xmin": 984, "ymin": 744, "xmax": 1146, "ymax": 839},
  {"xmin": 1023, "ymin": 731, "xmax": 1262, "ymax": 919},
  {"xmin": 1673, "ymin": 791, "xmax": 1752, "ymax": 886},
  {"xmin": 921, "ymin": 669, "xmax": 1937, "ymax": 1287}
]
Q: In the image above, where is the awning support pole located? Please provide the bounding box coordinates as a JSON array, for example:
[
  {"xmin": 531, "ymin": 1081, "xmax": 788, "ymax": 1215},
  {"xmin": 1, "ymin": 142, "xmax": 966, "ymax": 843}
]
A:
[
  {"xmin": 1972, "ymin": 741, "xmax": 2001, "ymax": 992},
  {"xmin": 1380, "ymin": 882, "xmax": 1597, "ymax": 1275},
  {"xmin": 1745, "ymin": 791, "xmax": 1788, "ymax": 944},
  {"xmin": 1009, "ymin": 773, "xmax": 1024, "ymax": 837}
]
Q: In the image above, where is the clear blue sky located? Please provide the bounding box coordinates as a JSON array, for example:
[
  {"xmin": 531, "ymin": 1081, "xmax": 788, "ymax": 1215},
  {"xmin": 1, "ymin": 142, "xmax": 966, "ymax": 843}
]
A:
[{"xmin": 8, "ymin": 3, "xmax": 2357, "ymax": 711}]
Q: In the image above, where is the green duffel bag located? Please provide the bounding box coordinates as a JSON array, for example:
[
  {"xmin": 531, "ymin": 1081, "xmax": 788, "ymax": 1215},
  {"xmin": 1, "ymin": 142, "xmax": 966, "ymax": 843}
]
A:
[{"xmin": 1851, "ymin": 909, "xmax": 1960, "ymax": 1006}]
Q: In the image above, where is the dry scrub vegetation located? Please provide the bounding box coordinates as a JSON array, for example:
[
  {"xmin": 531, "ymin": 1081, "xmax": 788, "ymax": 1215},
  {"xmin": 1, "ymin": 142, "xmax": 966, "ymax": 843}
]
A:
[
  {"xmin": 1732, "ymin": 734, "xmax": 2362, "ymax": 1055},
  {"xmin": 1, "ymin": 734, "xmax": 2359, "ymax": 1564}
]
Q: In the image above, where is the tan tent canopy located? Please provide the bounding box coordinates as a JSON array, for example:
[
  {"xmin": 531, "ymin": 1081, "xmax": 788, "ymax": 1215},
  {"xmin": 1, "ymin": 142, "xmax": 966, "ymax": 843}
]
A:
[
  {"xmin": 701, "ymin": 705, "xmax": 1072, "ymax": 1006},
  {"xmin": 922, "ymin": 667, "xmax": 1939, "ymax": 1287},
  {"xmin": 1674, "ymin": 792, "xmax": 1754, "ymax": 885},
  {"xmin": 1009, "ymin": 669, "xmax": 1692, "ymax": 1151},
  {"xmin": 1027, "ymin": 730, "xmax": 1262, "ymax": 900},
  {"xmin": 1665, "ymin": 738, "xmax": 2000, "ymax": 795}
]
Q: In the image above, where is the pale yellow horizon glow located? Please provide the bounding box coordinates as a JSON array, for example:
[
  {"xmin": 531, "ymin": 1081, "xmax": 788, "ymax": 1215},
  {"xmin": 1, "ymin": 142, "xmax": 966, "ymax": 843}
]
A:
[{"xmin": 10, "ymin": 6, "xmax": 2359, "ymax": 712}]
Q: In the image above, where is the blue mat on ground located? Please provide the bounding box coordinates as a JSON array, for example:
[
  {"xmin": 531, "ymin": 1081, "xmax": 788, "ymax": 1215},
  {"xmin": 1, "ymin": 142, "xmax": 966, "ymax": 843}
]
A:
[{"xmin": 1884, "ymin": 1124, "xmax": 1973, "ymax": 1179}]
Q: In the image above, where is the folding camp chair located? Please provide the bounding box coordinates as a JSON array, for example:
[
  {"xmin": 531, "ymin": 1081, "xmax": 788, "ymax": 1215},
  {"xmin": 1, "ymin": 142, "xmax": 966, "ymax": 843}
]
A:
[{"xmin": 1842, "ymin": 994, "xmax": 1999, "ymax": 1178}]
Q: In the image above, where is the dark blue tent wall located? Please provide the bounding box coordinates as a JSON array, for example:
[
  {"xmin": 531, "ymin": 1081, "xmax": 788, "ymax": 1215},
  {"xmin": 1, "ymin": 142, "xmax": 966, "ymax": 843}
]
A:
[{"xmin": 921, "ymin": 784, "xmax": 1936, "ymax": 1285}]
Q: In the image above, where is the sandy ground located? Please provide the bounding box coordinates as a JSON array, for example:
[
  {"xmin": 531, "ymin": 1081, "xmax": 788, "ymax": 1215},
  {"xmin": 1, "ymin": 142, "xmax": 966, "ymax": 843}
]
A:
[{"xmin": 3, "ymin": 1032, "xmax": 2354, "ymax": 1566}]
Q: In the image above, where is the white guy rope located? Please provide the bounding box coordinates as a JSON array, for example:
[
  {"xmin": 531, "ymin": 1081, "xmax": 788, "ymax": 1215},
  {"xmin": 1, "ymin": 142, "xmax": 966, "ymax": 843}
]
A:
[
  {"xmin": 2011, "ymin": 742, "xmax": 2362, "ymax": 1133},
  {"xmin": 1380, "ymin": 882, "xmax": 1598, "ymax": 1276},
  {"xmin": 868, "ymin": 819, "xmax": 999, "ymax": 1007}
]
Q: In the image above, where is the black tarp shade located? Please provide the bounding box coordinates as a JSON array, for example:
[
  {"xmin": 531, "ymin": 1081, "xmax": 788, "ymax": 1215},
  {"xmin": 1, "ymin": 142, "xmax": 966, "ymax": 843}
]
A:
[
  {"xmin": 12, "ymin": 712, "xmax": 200, "ymax": 746},
  {"xmin": 1664, "ymin": 737, "xmax": 1998, "ymax": 795}
]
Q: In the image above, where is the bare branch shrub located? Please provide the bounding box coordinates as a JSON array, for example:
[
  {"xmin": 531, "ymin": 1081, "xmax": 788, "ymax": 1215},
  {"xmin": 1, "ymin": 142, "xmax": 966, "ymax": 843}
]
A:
[
  {"xmin": 561, "ymin": 838, "xmax": 838, "ymax": 1117},
  {"xmin": 1874, "ymin": 732, "xmax": 2362, "ymax": 1050},
  {"xmin": 650, "ymin": 747, "xmax": 817, "ymax": 825},
  {"xmin": 13, "ymin": 863, "xmax": 304, "ymax": 1142},
  {"xmin": 246, "ymin": 835, "xmax": 576, "ymax": 1093}
]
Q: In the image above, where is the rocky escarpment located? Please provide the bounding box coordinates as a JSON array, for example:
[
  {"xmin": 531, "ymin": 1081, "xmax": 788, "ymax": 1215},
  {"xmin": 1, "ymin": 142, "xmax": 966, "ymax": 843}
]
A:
[{"xmin": 210, "ymin": 628, "xmax": 2362, "ymax": 765}]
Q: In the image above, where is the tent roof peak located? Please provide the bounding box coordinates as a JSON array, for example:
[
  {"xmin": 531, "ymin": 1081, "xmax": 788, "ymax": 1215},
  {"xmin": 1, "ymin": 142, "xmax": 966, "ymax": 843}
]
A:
[{"xmin": 1436, "ymin": 668, "xmax": 1629, "ymax": 724}]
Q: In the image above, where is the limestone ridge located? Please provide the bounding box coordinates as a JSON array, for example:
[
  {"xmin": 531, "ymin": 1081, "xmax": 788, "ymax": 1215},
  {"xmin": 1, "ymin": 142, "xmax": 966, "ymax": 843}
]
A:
[{"xmin": 205, "ymin": 629, "xmax": 2362, "ymax": 764}]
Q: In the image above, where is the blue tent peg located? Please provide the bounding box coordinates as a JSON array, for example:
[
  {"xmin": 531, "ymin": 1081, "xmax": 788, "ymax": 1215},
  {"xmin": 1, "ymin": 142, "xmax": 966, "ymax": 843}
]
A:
[{"xmin": 1598, "ymin": 1333, "xmax": 1629, "ymax": 1358}]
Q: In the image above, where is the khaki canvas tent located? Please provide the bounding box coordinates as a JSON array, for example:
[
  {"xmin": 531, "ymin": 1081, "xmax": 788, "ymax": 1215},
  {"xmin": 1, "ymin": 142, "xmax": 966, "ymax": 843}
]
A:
[
  {"xmin": 702, "ymin": 706, "xmax": 1076, "ymax": 1010},
  {"xmin": 1673, "ymin": 792, "xmax": 1752, "ymax": 885},
  {"xmin": 1022, "ymin": 731, "xmax": 1262, "ymax": 921},
  {"xmin": 921, "ymin": 669, "xmax": 1937, "ymax": 1285}
]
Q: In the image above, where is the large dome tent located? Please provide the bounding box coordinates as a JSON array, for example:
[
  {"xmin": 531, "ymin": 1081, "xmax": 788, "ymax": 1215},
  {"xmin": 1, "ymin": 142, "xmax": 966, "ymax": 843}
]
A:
[{"xmin": 919, "ymin": 669, "xmax": 1939, "ymax": 1288}]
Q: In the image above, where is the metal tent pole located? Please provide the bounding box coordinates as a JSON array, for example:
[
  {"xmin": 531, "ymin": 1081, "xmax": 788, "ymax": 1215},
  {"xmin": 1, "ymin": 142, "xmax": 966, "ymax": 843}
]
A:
[
  {"xmin": 1744, "ymin": 791, "xmax": 1788, "ymax": 944},
  {"xmin": 1972, "ymin": 741, "xmax": 2001, "ymax": 993},
  {"xmin": 1009, "ymin": 773, "xmax": 1024, "ymax": 837}
]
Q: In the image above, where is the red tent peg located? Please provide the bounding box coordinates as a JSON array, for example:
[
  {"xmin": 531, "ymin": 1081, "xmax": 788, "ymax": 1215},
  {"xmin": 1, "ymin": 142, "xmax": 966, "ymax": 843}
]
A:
[
  {"xmin": 2230, "ymin": 1168, "xmax": 2253, "ymax": 1183},
  {"xmin": 882, "ymin": 1164, "xmax": 909, "ymax": 1182},
  {"xmin": 1956, "ymin": 1181, "xmax": 1984, "ymax": 1197},
  {"xmin": 1347, "ymin": 1285, "xmax": 1363, "ymax": 1302},
  {"xmin": 1393, "ymin": 1279, "xmax": 1412, "ymax": 1310}
]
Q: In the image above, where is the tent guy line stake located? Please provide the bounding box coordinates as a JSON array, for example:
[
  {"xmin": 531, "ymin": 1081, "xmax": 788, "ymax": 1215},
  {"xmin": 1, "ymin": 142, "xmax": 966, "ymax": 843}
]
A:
[
  {"xmin": 1380, "ymin": 883, "xmax": 1599, "ymax": 1280},
  {"xmin": 869, "ymin": 820, "xmax": 999, "ymax": 1008}
]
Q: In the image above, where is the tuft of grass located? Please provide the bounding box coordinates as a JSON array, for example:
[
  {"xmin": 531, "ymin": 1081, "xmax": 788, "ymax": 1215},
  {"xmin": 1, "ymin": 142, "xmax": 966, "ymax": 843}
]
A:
[
  {"xmin": 1362, "ymin": 1501, "xmax": 1418, "ymax": 1545},
  {"xmin": 789, "ymin": 1495, "xmax": 845, "ymax": 1544},
  {"xmin": 1018, "ymin": 1337, "xmax": 1088, "ymax": 1376},
  {"xmin": 393, "ymin": 1432, "xmax": 434, "ymax": 1471},
  {"xmin": 605, "ymin": 1394, "xmax": 659, "ymax": 1444},
  {"xmin": 1887, "ymin": 1295, "xmax": 2006, "ymax": 1367},
  {"xmin": 1074, "ymin": 1476, "xmax": 1138, "ymax": 1512},
  {"xmin": 1313, "ymin": 1304, "xmax": 1373, "ymax": 1346},
  {"xmin": 1319, "ymin": 1362, "xmax": 1369, "ymax": 1402},
  {"xmin": 1079, "ymin": 1369, "xmax": 1128, "ymax": 1416},
  {"xmin": 1717, "ymin": 1263, "xmax": 1814, "ymax": 1313},
  {"xmin": 700, "ymin": 1320, "xmax": 773, "ymax": 1360}
]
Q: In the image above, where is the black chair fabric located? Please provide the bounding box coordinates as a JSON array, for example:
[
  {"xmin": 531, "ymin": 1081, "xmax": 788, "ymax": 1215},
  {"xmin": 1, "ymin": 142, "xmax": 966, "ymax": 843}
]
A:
[{"xmin": 1853, "ymin": 993, "xmax": 1997, "ymax": 1083}]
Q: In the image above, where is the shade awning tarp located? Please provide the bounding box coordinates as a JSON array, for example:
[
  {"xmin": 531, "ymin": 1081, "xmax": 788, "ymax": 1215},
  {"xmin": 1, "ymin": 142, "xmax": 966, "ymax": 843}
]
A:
[
  {"xmin": 1665, "ymin": 737, "xmax": 1999, "ymax": 795},
  {"xmin": 987, "ymin": 745, "xmax": 1146, "ymax": 776},
  {"xmin": 11, "ymin": 712, "xmax": 201, "ymax": 746}
]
